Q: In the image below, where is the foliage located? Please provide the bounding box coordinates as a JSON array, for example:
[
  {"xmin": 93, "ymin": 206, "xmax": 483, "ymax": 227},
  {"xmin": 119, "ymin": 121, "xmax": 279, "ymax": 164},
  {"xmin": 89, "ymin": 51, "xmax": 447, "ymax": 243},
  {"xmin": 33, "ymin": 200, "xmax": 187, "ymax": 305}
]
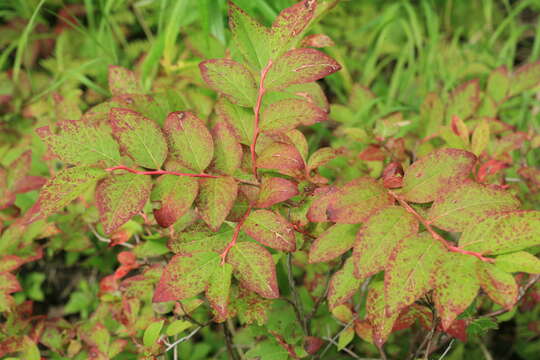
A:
[{"xmin": 1, "ymin": 1, "xmax": 540, "ymax": 359}]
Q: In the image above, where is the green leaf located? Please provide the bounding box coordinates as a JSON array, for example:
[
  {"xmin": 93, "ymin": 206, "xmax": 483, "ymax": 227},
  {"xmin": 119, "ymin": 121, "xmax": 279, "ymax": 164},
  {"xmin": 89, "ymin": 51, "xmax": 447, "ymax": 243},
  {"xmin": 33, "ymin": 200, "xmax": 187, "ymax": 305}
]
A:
[
  {"xmin": 199, "ymin": 59, "xmax": 258, "ymax": 107},
  {"xmin": 96, "ymin": 173, "xmax": 153, "ymax": 234},
  {"xmin": 337, "ymin": 326, "xmax": 355, "ymax": 351},
  {"xmin": 206, "ymin": 263, "xmax": 233, "ymax": 321},
  {"xmin": 163, "ymin": 111, "xmax": 214, "ymax": 172},
  {"xmin": 227, "ymin": 242, "xmax": 279, "ymax": 299},
  {"xmin": 256, "ymin": 177, "xmax": 298, "ymax": 208},
  {"xmin": 366, "ymin": 281, "xmax": 400, "ymax": 347},
  {"xmin": 353, "ymin": 206, "xmax": 418, "ymax": 279},
  {"xmin": 265, "ymin": 48, "xmax": 341, "ymax": 91},
  {"xmin": 168, "ymin": 223, "xmax": 234, "ymax": 255},
  {"xmin": 495, "ymin": 251, "xmax": 540, "ymax": 274},
  {"xmin": 197, "ymin": 176, "xmax": 238, "ymax": 231},
  {"xmin": 109, "ymin": 108, "xmax": 168, "ymax": 169},
  {"xmin": 215, "ymin": 97, "xmax": 254, "ymax": 145},
  {"xmin": 257, "ymin": 142, "xmax": 305, "ymax": 177},
  {"xmin": 143, "ymin": 320, "xmax": 164, "ymax": 347},
  {"xmin": 228, "ymin": 0, "xmax": 272, "ymax": 70},
  {"xmin": 37, "ymin": 121, "xmax": 121, "ymax": 167},
  {"xmin": 486, "ymin": 66, "xmax": 510, "ymax": 103},
  {"xmin": 260, "ymin": 98, "xmax": 327, "ymax": 133},
  {"xmin": 327, "ymin": 177, "xmax": 393, "ymax": 224},
  {"xmin": 476, "ymin": 262, "xmax": 518, "ymax": 309},
  {"xmin": 385, "ymin": 233, "xmax": 446, "ymax": 316},
  {"xmin": 327, "ymin": 257, "xmax": 362, "ymax": 309},
  {"xmin": 401, "ymin": 148, "xmax": 476, "ymax": 203},
  {"xmin": 166, "ymin": 320, "xmax": 193, "ymax": 336},
  {"xmin": 151, "ymin": 171, "xmax": 199, "ymax": 228},
  {"xmin": 211, "ymin": 121, "xmax": 243, "ymax": 175},
  {"xmin": 309, "ymin": 224, "xmax": 360, "ymax": 263},
  {"xmin": 29, "ymin": 166, "xmax": 107, "ymax": 222},
  {"xmin": 509, "ymin": 61, "xmax": 540, "ymax": 96},
  {"xmin": 307, "ymin": 147, "xmax": 337, "ymax": 172},
  {"xmin": 153, "ymin": 252, "xmax": 219, "ymax": 302},
  {"xmin": 446, "ymin": 79, "xmax": 480, "ymax": 121},
  {"xmin": 428, "ymin": 182, "xmax": 520, "ymax": 232},
  {"xmin": 270, "ymin": 0, "xmax": 316, "ymax": 58},
  {"xmin": 471, "ymin": 119, "xmax": 490, "ymax": 156},
  {"xmin": 242, "ymin": 210, "xmax": 296, "ymax": 252},
  {"xmin": 108, "ymin": 66, "xmax": 142, "ymax": 96},
  {"xmin": 432, "ymin": 253, "xmax": 479, "ymax": 329},
  {"xmin": 459, "ymin": 211, "xmax": 540, "ymax": 255}
]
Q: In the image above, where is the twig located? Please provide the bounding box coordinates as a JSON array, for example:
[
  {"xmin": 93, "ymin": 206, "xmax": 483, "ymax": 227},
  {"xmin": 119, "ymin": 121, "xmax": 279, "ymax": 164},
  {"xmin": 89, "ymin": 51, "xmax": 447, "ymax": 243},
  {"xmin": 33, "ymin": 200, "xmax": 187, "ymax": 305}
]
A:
[
  {"xmin": 388, "ymin": 190, "xmax": 494, "ymax": 263},
  {"xmin": 88, "ymin": 224, "xmax": 134, "ymax": 248},
  {"xmin": 410, "ymin": 310, "xmax": 438, "ymax": 360},
  {"xmin": 377, "ymin": 344, "xmax": 388, "ymax": 360},
  {"xmin": 223, "ymin": 323, "xmax": 240, "ymax": 360},
  {"xmin": 478, "ymin": 341, "xmax": 494, "ymax": 360},
  {"xmin": 219, "ymin": 206, "xmax": 252, "ymax": 264},
  {"xmin": 438, "ymin": 339, "xmax": 455, "ymax": 360},
  {"xmin": 482, "ymin": 274, "xmax": 540, "ymax": 318},
  {"xmin": 250, "ymin": 60, "xmax": 273, "ymax": 179},
  {"xmin": 106, "ymin": 165, "xmax": 218, "ymax": 178},
  {"xmin": 317, "ymin": 315, "xmax": 358, "ymax": 359},
  {"xmin": 165, "ymin": 326, "xmax": 201, "ymax": 352},
  {"xmin": 322, "ymin": 336, "xmax": 363, "ymax": 359},
  {"xmin": 286, "ymin": 253, "xmax": 308, "ymax": 335},
  {"xmin": 177, "ymin": 302, "xmax": 206, "ymax": 327}
]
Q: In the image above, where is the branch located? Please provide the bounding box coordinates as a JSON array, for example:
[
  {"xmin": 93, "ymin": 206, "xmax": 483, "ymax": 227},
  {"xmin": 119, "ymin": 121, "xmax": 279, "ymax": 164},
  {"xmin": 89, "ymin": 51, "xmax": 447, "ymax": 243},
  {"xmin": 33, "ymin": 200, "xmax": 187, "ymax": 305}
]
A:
[
  {"xmin": 165, "ymin": 326, "xmax": 201, "ymax": 352},
  {"xmin": 482, "ymin": 273, "xmax": 540, "ymax": 318},
  {"xmin": 250, "ymin": 60, "xmax": 273, "ymax": 179},
  {"xmin": 106, "ymin": 165, "xmax": 218, "ymax": 178},
  {"xmin": 388, "ymin": 190, "xmax": 494, "ymax": 263},
  {"xmin": 219, "ymin": 206, "xmax": 253, "ymax": 264},
  {"xmin": 223, "ymin": 323, "xmax": 240, "ymax": 360}
]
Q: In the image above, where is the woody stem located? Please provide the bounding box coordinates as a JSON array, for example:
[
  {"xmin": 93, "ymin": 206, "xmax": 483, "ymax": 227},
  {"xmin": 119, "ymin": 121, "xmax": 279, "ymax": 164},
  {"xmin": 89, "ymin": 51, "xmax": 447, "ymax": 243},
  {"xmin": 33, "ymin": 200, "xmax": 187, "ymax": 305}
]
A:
[
  {"xmin": 250, "ymin": 60, "xmax": 273, "ymax": 179},
  {"xmin": 388, "ymin": 190, "xmax": 494, "ymax": 263}
]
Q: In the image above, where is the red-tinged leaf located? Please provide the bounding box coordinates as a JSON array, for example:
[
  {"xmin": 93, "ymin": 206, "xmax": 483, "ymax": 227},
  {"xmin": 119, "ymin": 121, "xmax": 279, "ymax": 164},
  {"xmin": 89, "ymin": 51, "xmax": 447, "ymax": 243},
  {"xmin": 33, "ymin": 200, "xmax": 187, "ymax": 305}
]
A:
[
  {"xmin": 271, "ymin": 0, "xmax": 316, "ymax": 54},
  {"xmin": 471, "ymin": 119, "xmax": 490, "ymax": 156},
  {"xmin": 385, "ymin": 233, "xmax": 446, "ymax": 316},
  {"xmin": 228, "ymin": 0, "xmax": 272, "ymax": 70},
  {"xmin": 428, "ymin": 182, "xmax": 520, "ymax": 232},
  {"xmin": 109, "ymin": 108, "xmax": 167, "ymax": 169},
  {"xmin": 151, "ymin": 171, "xmax": 198, "ymax": 228},
  {"xmin": 256, "ymin": 177, "xmax": 298, "ymax": 208},
  {"xmin": 446, "ymin": 79, "xmax": 480, "ymax": 120},
  {"xmin": 108, "ymin": 66, "xmax": 141, "ymax": 96},
  {"xmin": 257, "ymin": 142, "xmax": 305, "ymax": 177},
  {"xmin": 477, "ymin": 159, "xmax": 509, "ymax": 183},
  {"xmin": 153, "ymin": 252, "xmax": 220, "ymax": 302},
  {"xmin": 37, "ymin": 121, "xmax": 121, "ymax": 166},
  {"xmin": 353, "ymin": 206, "xmax": 418, "ymax": 279},
  {"xmin": 307, "ymin": 186, "xmax": 338, "ymax": 222},
  {"xmin": 304, "ymin": 336, "xmax": 324, "ymax": 355},
  {"xmin": 260, "ymin": 98, "xmax": 327, "ymax": 133},
  {"xmin": 477, "ymin": 262, "xmax": 518, "ymax": 309},
  {"xmin": 401, "ymin": 148, "xmax": 476, "ymax": 203},
  {"xmin": 495, "ymin": 251, "xmax": 540, "ymax": 273},
  {"xmin": 441, "ymin": 319, "xmax": 468, "ymax": 342},
  {"xmin": 264, "ymin": 48, "xmax": 341, "ymax": 91},
  {"xmin": 96, "ymin": 173, "xmax": 153, "ymax": 234},
  {"xmin": 307, "ymin": 147, "xmax": 337, "ymax": 172},
  {"xmin": 0, "ymin": 255, "xmax": 25, "ymax": 272},
  {"xmin": 432, "ymin": 253, "xmax": 479, "ymax": 330},
  {"xmin": 206, "ymin": 263, "xmax": 233, "ymax": 322},
  {"xmin": 215, "ymin": 97, "xmax": 254, "ymax": 145},
  {"xmin": 0, "ymin": 272, "xmax": 22, "ymax": 294},
  {"xmin": 227, "ymin": 242, "xmax": 279, "ymax": 299},
  {"xmin": 327, "ymin": 257, "xmax": 362, "ymax": 309},
  {"xmin": 366, "ymin": 281, "xmax": 400, "ymax": 347},
  {"xmin": 168, "ymin": 223, "xmax": 234, "ymax": 255},
  {"xmin": 286, "ymin": 82, "xmax": 330, "ymax": 111},
  {"xmin": 28, "ymin": 166, "xmax": 107, "ymax": 223},
  {"xmin": 510, "ymin": 60, "xmax": 540, "ymax": 96},
  {"xmin": 394, "ymin": 304, "xmax": 433, "ymax": 332},
  {"xmin": 199, "ymin": 59, "xmax": 257, "ymax": 107},
  {"xmin": 358, "ymin": 145, "xmax": 385, "ymax": 161},
  {"xmin": 518, "ymin": 166, "xmax": 540, "ymax": 192},
  {"xmin": 301, "ymin": 33, "xmax": 335, "ymax": 48},
  {"xmin": 459, "ymin": 211, "xmax": 540, "ymax": 255},
  {"xmin": 382, "ymin": 162, "xmax": 404, "ymax": 189},
  {"xmin": 309, "ymin": 224, "xmax": 360, "ymax": 263},
  {"xmin": 163, "ymin": 111, "xmax": 214, "ymax": 172},
  {"xmin": 242, "ymin": 210, "xmax": 296, "ymax": 252},
  {"xmin": 486, "ymin": 66, "xmax": 510, "ymax": 103},
  {"xmin": 197, "ymin": 176, "xmax": 238, "ymax": 231},
  {"xmin": 211, "ymin": 121, "xmax": 242, "ymax": 175},
  {"xmin": 5, "ymin": 150, "xmax": 31, "ymax": 189},
  {"xmin": 451, "ymin": 115, "xmax": 469, "ymax": 145},
  {"xmin": 327, "ymin": 177, "xmax": 393, "ymax": 224},
  {"xmin": 12, "ymin": 175, "xmax": 46, "ymax": 194}
]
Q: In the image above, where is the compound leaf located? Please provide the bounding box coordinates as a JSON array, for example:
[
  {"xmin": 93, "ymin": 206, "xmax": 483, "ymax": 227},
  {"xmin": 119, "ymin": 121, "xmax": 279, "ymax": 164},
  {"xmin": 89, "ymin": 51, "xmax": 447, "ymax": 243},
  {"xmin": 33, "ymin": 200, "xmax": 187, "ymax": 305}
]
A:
[
  {"xmin": 227, "ymin": 242, "xmax": 279, "ymax": 299},
  {"xmin": 153, "ymin": 252, "xmax": 219, "ymax": 302},
  {"xmin": 401, "ymin": 148, "xmax": 476, "ymax": 203},
  {"xmin": 110, "ymin": 108, "xmax": 168, "ymax": 169},
  {"xmin": 96, "ymin": 173, "xmax": 153, "ymax": 234},
  {"xmin": 242, "ymin": 210, "xmax": 296, "ymax": 252},
  {"xmin": 164, "ymin": 111, "xmax": 214, "ymax": 172}
]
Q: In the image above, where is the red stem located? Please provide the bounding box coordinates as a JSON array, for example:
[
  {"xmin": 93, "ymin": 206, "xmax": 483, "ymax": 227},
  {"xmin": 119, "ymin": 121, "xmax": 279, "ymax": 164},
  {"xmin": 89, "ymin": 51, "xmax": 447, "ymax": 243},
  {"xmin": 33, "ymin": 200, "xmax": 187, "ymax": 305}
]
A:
[
  {"xmin": 220, "ymin": 205, "xmax": 252, "ymax": 265},
  {"xmin": 388, "ymin": 190, "xmax": 494, "ymax": 263},
  {"xmin": 105, "ymin": 165, "xmax": 218, "ymax": 178},
  {"xmin": 250, "ymin": 60, "xmax": 273, "ymax": 179}
]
